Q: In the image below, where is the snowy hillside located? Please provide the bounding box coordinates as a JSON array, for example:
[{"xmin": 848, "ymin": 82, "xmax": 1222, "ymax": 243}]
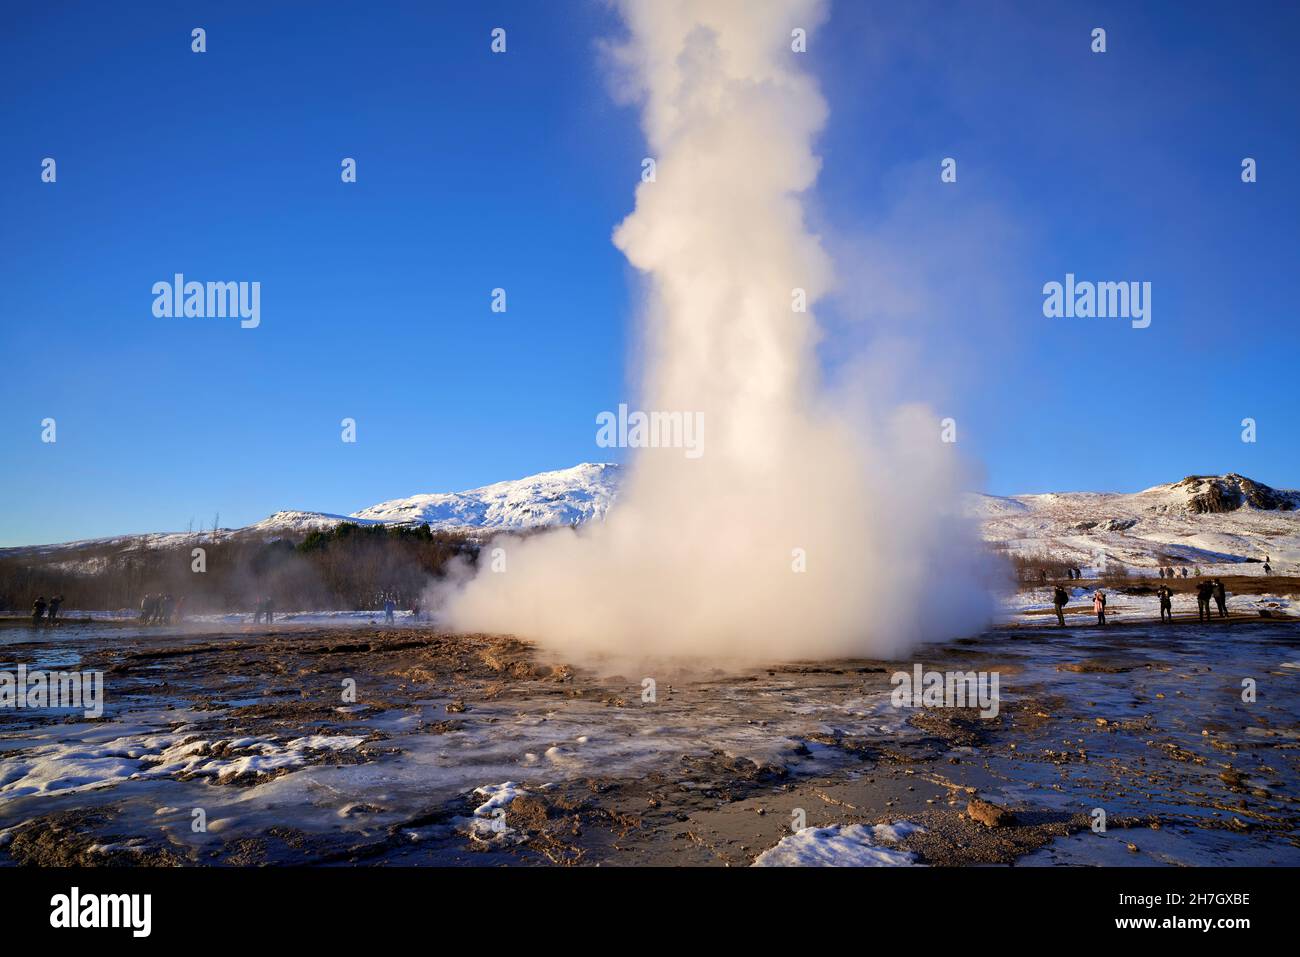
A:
[
  {"xmin": 246, "ymin": 510, "xmax": 380, "ymax": 533},
  {"xmin": 349, "ymin": 462, "xmax": 620, "ymax": 530},
  {"xmin": 967, "ymin": 473, "xmax": 1300, "ymax": 576},
  {"xmin": 5, "ymin": 467, "xmax": 1297, "ymax": 579}
]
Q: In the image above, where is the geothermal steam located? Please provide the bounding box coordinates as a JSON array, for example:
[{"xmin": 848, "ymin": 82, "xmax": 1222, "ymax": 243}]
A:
[{"xmin": 438, "ymin": 0, "xmax": 991, "ymax": 661}]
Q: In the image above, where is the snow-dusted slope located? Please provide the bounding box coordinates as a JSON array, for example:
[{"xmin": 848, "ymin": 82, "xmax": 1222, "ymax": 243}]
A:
[
  {"xmin": 242, "ymin": 464, "xmax": 622, "ymax": 536},
  {"xmin": 349, "ymin": 462, "xmax": 620, "ymax": 530},
  {"xmin": 967, "ymin": 473, "xmax": 1300, "ymax": 575},
  {"xmin": 5, "ymin": 467, "xmax": 1296, "ymax": 578},
  {"xmin": 245, "ymin": 510, "xmax": 381, "ymax": 533}
]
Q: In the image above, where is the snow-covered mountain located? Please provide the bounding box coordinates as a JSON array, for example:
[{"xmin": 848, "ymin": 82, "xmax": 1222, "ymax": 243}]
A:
[
  {"xmin": 5, "ymin": 467, "xmax": 1297, "ymax": 577},
  {"xmin": 245, "ymin": 510, "xmax": 381, "ymax": 534},
  {"xmin": 241, "ymin": 463, "xmax": 620, "ymax": 536},
  {"xmin": 967, "ymin": 473, "xmax": 1300, "ymax": 574},
  {"xmin": 349, "ymin": 462, "xmax": 619, "ymax": 530}
]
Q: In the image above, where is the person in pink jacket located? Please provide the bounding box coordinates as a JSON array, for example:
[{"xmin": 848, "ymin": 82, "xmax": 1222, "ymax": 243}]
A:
[{"xmin": 1093, "ymin": 589, "xmax": 1107, "ymax": 626}]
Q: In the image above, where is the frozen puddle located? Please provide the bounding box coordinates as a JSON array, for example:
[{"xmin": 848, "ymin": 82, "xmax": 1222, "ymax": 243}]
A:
[{"xmin": 753, "ymin": 821, "xmax": 926, "ymax": 867}]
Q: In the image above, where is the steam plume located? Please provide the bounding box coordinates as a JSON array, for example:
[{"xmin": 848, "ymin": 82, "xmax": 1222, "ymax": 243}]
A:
[{"xmin": 436, "ymin": 0, "xmax": 991, "ymax": 662}]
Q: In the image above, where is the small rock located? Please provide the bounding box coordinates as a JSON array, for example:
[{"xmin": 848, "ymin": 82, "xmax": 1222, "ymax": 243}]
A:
[
  {"xmin": 965, "ymin": 797, "xmax": 1015, "ymax": 828},
  {"xmin": 1219, "ymin": 769, "xmax": 1247, "ymax": 789}
]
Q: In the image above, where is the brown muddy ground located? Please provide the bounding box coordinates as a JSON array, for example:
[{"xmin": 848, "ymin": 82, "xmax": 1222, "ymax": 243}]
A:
[{"xmin": 1, "ymin": 615, "xmax": 1298, "ymax": 866}]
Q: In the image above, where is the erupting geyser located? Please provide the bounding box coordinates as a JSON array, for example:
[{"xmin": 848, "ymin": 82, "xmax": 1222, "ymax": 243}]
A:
[{"xmin": 436, "ymin": 0, "xmax": 992, "ymax": 662}]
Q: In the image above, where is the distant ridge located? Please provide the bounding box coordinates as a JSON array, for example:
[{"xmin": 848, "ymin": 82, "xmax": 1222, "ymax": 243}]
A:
[{"xmin": 4, "ymin": 468, "xmax": 1297, "ymax": 575}]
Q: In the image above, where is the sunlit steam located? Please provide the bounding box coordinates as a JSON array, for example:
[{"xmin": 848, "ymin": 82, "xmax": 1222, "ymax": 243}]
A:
[{"xmin": 434, "ymin": 0, "xmax": 992, "ymax": 663}]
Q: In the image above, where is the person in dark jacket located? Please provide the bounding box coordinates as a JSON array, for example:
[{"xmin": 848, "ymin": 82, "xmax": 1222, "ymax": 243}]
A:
[
  {"xmin": 1053, "ymin": 585, "xmax": 1069, "ymax": 626},
  {"xmin": 1212, "ymin": 579, "xmax": 1227, "ymax": 618},
  {"xmin": 32, "ymin": 596, "xmax": 47, "ymax": 625},
  {"xmin": 1196, "ymin": 580, "xmax": 1214, "ymax": 621},
  {"xmin": 47, "ymin": 595, "xmax": 63, "ymax": 623},
  {"xmin": 1157, "ymin": 584, "xmax": 1173, "ymax": 622}
]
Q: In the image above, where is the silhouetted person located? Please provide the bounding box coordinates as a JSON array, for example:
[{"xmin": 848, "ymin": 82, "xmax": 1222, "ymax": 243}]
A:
[
  {"xmin": 1093, "ymin": 589, "xmax": 1107, "ymax": 626},
  {"xmin": 32, "ymin": 596, "xmax": 47, "ymax": 625},
  {"xmin": 1053, "ymin": 585, "xmax": 1069, "ymax": 626},
  {"xmin": 1180, "ymin": 567, "xmax": 1189, "ymax": 579},
  {"xmin": 1212, "ymin": 579, "xmax": 1227, "ymax": 618},
  {"xmin": 47, "ymin": 595, "xmax": 63, "ymax": 623},
  {"xmin": 383, "ymin": 597, "xmax": 396, "ymax": 624},
  {"xmin": 1196, "ymin": 580, "xmax": 1214, "ymax": 621},
  {"xmin": 1157, "ymin": 584, "xmax": 1173, "ymax": 622}
]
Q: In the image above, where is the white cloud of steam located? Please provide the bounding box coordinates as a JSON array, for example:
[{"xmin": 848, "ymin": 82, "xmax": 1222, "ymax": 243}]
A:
[{"xmin": 435, "ymin": 0, "xmax": 993, "ymax": 664}]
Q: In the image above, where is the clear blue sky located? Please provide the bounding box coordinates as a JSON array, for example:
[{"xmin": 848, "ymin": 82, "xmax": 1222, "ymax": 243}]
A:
[{"xmin": 2, "ymin": 1, "xmax": 1296, "ymax": 546}]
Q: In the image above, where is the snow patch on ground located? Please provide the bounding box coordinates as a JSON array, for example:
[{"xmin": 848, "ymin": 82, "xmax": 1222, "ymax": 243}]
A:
[
  {"xmin": 0, "ymin": 729, "xmax": 364, "ymax": 798},
  {"xmin": 466, "ymin": 781, "xmax": 529, "ymax": 841},
  {"xmin": 753, "ymin": 821, "xmax": 926, "ymax": 867}
]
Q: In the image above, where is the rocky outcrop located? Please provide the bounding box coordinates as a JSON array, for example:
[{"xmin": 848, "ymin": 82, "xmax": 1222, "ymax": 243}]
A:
[{"xmin": 1172, "ymin": 474, "xmax": 1298, "ymax": 514}]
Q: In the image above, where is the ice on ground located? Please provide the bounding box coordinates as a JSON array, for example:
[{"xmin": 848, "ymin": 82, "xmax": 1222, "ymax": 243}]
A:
[
  {"xmin": 867, "ymin": 820, "xmax": 927, "ymax": 843},
  {"xmin": 0, "ymin": 727, "xmax": 365, "ymax": 798},
  {"xmin": 752, "ymin": 821, "xmax": 925, "ymax": 867},
  {"xmin": 472, "ymin": 781, "xmax": 525, "ymax": 816},
  {"xmin": 467, "ymin": 781, "xmax": 529, "ymax": 840}
]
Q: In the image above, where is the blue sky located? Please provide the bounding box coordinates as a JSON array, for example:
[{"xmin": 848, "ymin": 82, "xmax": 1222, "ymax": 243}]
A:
[{"xmin": 2, "ymin": 1, "xmax": 1297, "ymax": 545}]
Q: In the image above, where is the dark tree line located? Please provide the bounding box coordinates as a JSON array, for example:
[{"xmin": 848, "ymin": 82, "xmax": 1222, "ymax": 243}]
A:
[{"xmin": 0, "ymin": 524, "xmax": 479, "ymax": 614}]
